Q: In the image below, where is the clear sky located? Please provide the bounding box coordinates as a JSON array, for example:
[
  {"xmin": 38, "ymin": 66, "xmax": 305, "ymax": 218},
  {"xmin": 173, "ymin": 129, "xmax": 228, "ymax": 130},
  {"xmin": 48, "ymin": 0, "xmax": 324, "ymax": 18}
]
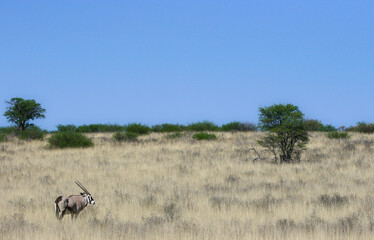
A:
[{"xmin": 1, "ymin": 1, "xmax": 373, "ymax": 130}]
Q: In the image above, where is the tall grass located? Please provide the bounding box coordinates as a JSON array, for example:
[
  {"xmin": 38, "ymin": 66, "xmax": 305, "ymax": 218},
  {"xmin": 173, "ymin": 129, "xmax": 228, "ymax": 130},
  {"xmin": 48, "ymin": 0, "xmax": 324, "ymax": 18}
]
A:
[{"xmin": 0, "ymin": 132, "xmax": 373, "ymax": 239}]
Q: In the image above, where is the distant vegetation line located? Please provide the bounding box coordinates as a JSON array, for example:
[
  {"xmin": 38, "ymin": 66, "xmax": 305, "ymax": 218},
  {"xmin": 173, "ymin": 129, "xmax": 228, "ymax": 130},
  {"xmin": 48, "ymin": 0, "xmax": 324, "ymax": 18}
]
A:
[
  {"xmin": 1, "ymin": 97, "xmax": 373, "ymax": 144},
  {"xmin": 1, "ymin": 120, "xmax": 374, "ymax": 134}
]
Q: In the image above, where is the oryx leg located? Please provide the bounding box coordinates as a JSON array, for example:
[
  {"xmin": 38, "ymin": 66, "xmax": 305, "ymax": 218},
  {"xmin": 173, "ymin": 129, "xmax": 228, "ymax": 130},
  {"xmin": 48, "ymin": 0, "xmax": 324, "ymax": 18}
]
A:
[
  {"xmin": 71, "ymin": 213, "xmax": 80, "ymax": 221},
  {"xmin": 59, "ymin": 210, "xmax": 66, "ymax": 220},
  {"xmin": 58, "ymin": 198, "xmax": 69, "ymax": 220}
]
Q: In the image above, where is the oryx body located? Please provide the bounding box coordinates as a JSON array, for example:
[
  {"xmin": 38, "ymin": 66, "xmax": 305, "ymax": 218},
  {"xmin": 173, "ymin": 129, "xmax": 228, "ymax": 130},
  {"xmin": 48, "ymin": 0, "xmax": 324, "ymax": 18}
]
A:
[{"xmin": 54, "ymin": 181, "xmax": 95, "ymax": 220}]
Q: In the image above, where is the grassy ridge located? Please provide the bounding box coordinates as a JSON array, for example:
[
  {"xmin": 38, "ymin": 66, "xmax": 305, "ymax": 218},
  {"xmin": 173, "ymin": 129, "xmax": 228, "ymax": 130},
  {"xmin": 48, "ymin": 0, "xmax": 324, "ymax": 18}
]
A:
[{"xmin": 0, "ymin": 132, "xmax": 373, "ymax": 239}]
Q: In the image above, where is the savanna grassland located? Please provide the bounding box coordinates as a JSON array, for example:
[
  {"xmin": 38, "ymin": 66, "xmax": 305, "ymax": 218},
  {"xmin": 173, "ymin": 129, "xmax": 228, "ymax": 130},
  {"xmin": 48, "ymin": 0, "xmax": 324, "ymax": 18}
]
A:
[{"xmin": 0, "ymin": 132, "xmax": 374, "ymax": 240}]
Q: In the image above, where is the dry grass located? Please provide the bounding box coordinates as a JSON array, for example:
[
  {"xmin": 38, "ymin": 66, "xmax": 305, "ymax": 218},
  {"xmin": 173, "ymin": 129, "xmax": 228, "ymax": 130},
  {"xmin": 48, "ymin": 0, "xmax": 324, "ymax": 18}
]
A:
[{"xmin": 0, "ymin": 132, "xmax": 374, "ymax": 239}]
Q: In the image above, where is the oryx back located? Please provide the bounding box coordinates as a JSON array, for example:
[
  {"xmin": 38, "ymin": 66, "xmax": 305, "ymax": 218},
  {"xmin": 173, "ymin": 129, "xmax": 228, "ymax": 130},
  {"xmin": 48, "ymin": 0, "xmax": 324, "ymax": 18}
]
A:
[{"xmin": 66, "ymin": 194, "xmax": 89, "ymax": 213}]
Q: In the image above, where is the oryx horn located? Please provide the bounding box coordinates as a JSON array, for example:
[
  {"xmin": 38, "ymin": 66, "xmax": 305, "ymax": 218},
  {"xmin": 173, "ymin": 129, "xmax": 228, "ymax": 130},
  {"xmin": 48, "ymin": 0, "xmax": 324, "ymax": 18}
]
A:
[{"xmin": 75, "ymin": 180, "xmax": 91, "ymax": 195}]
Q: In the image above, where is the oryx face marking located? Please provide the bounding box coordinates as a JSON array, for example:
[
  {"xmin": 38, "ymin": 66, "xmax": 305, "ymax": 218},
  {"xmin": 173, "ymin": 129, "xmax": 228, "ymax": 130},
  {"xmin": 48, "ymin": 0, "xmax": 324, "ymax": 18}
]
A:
[{"xmin": 87, "ymin": 194, "xmax": 95, "ymax": 205}]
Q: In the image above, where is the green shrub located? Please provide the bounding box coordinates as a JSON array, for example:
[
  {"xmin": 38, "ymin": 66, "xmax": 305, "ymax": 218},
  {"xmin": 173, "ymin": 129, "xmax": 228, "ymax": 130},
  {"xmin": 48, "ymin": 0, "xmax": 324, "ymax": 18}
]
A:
[
  {"xmin": 166, "ymin": 132, "xmax": 184, "ymax": 139},
  {"xmin": 113, "ymin": 131, "xmax": 139, "ymax": 142},
  {"xmin": 221, "ymin": 122, "xmax": 241, "ymax": 131},
  {"xmin": 192, "ymin": 132, "xmax": 217, "ymax": 140},
  {"xmin": 0, "ymin": 127, "xmax": 17, "ymax": 141},
  {"xmin": 75, "ymin": 124, "xmax": 125, "ymax": 133},
  {"xmin": 98, "ymin": 124, "xmax": 125, "ymax": 132},
  {"xmin": 48, "ymin": 132, "xmax": 93, "ymax": 149},
  {"xmin": 17, "ymin": 126, "xmax": 46, "ymax": 140},
  {"xmin": 152, "ymin": 124, "xmax": 185, "ymax": 132},
  {"xmin": 0, "ymin": 127, "xmax": 20, "ymax": 141},
  {"xmin": 347, "ymin": 122, "xmax": 374, "ymax": 134},
  {"xmin": 187, "ymin": 121, "xmax": 220, "ymax": 132},
  {"xmin": 124, "ymin": 123, "xmax": 151, "ymax": 135},
  {"xmin": 326, "ymin": 131, "xmax": 350, "ymax": 139},
  {"xmin": 76, "ymin": 124, "xmax": 98, "ymax": 133},
  {"xmin": 56, "ymin": 124, "xmax": 77, "ymax": 132},
  {"xmin": 221, "ymin": 121, "xmax": 257, "ymax": 131},
  {"xmin": 0, "ymin": 133, "xmax": 7, "ymax": 142},
  {"xmin": 318, "ymin": 124, "xmax": 337, "ymax": 132},
  {"xmin": 304, "ymin": 119, "xmax": 323, "ymax": 131},
  {"xmin": 238, "ymin": 122, "xmax": 257, "ymax": 131},
  {"xmin": 0, "ymin": 126, "xmax": 17, "ymax": 135},
  {"xmin": 113, "ymin": 131, "xmax": 126, "ymax": 142}
]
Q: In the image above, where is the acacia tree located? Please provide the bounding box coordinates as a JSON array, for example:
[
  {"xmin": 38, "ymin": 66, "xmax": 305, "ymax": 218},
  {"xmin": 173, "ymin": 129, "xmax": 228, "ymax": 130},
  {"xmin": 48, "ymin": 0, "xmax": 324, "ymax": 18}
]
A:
[
  {"xmin": 4, "ymin": 98, "xmax": 46, "ymax": 130},
  {"xmin": 258, "ymin": 104, "xmax": 309, "ymax": 163}
]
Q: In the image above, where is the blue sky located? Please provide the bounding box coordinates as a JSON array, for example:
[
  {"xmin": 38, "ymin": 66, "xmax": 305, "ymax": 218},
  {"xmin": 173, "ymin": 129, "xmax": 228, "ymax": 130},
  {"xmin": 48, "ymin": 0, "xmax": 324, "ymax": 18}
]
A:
[{"xmin": 1, "ymin": 1, "xmax": 373, "ymax": 130}]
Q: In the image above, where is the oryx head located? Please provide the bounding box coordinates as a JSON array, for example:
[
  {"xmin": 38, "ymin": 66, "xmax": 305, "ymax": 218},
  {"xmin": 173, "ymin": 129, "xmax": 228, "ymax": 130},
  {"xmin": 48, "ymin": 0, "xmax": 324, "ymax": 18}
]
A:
[{"xmin": 75, "ymin": 180, "xmax": 95, "ymax": 205}]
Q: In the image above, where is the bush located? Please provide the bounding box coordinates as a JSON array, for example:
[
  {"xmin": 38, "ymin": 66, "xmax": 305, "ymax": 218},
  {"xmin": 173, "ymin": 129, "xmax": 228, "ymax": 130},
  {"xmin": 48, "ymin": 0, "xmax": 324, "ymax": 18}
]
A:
[
  {"xmin": 124, "ymin": 123, "xmax": 151, "ymax": 135},
  {"xmin": 221, "ymin": 122, "xmax": 257, "ymax": 131},
  {"xmin": 48, "ymin": 132, "xmax": 93, "ymax": 149},
  {"xmin": 186, "ymin": 121, "xmax": 220, "ymax": 132},
  {"xmin": 0, "ymin": 126, "xmax": 17, "ymax": 135},
  {"xmin": 326, "ymin": 131, "xmax": 350, "ymax": 139},
  {"xmin": 318, "ymin": 124, "xmax": 337, "ymax": 132},
  {"xmin": 304, "ymin": 119, "xmax": 323, "ymax": 131},
  {"xmin": 76, "ymin": 124, "xmax": 125, "ymax": 133},
  {"xmin": 347, "ymin": 122, "xmax": 374, "ymax": 134},
  {"xmin": 17, "ymin": 126, "xmax": 46, "ymax": 140},
  {"xmin": 166, "ymin": 132, "xmax": 184, "ymax": 139},
  {"xmin": 98, "ymin": 124, "xmax": 125, "ymax": 132},
  {"xmin": 113, "ymin": 131, "xmax": 139, "ymax": 142},
  {"xmin": 152, "ymin": 124, "xmax": 185, "ymax": 132},
  {"xmin": 221, "ymin": 122, "xmax": 240, "ymax": 131},
  {"xmin": 192, "ymin": 132, "xmax": 217, "ymax": 140},
  {"xmin": 75, "ymin": 124, "xmax": 97, "ymax": 133},
  {"xmin": 56, "ymin": 124, "xmax": 77, "ymax": 132},
  {"xmin": 0, "ymin": 127, "xmax": 18, "ymax": 141},
  {"xmin": 0, "ymin": 133, "xmax": 7, "ymax": 142},
  {"xmin": 238, "ymin": 122, "xmax": 258, "ymax": 131}
]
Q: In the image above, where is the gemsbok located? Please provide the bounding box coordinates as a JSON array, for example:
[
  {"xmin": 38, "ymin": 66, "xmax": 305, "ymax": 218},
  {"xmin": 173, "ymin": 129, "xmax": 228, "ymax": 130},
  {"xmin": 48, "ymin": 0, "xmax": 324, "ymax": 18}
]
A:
[{"xmin": 54, "ymin": 181, "xmax": 95, "ymax": 220}]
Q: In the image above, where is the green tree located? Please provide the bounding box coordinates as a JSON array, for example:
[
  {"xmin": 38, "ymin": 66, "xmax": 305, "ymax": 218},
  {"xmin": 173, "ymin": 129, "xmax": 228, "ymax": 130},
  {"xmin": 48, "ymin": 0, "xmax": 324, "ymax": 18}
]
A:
[
  {"xmin": 3, "ymin": 98, "xmax": 46, "ymax": 131},
  {"xmin": 258, "ymin": 104, "xmax": 309, "ymax": 163},
  {"xmin": 304, "ymin": 119, "xmax": 323, "ymax": 131}
]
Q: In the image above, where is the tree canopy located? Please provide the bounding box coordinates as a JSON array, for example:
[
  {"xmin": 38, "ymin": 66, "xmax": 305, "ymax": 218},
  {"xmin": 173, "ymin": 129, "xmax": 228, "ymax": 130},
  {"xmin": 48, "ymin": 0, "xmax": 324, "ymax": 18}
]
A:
[
  {"xmin": 258, "ymin": 104, "xmax": 309, "ymax": 163},
  {"xmin": 4, "ymin": 97, "xmax": 46, "ymax": 130}
]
